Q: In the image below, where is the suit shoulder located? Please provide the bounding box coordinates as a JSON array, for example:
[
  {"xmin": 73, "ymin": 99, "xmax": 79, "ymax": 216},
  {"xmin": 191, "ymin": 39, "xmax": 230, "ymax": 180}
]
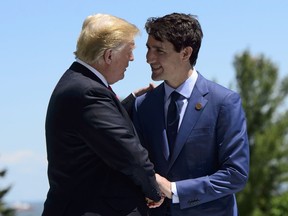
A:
[
  {"xmin": 197, "ymin": 74, "xmax": 241, "ymax": 106},
  {"xmin": 204, "ymin": 77, "xmax": 239, "ymax": 97},
  {"xmin": 52, "ymin": 69, "xmax": 112, "ymax": 104}
]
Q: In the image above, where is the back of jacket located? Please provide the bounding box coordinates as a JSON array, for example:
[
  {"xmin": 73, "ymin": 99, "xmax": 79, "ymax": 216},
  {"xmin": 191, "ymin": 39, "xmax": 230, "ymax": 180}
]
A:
[{"xmin": 42, "ymin": 62, "xmax": 161, "ymax": 216}]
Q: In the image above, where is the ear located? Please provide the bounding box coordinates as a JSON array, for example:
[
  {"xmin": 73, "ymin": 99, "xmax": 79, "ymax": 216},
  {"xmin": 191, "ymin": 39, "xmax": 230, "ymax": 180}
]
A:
[
  {"xmin": 181, "ymin": 46, "xmax": 193, "ymax": 62},
  {"xmin": 103, "ymin": 49, "xmax": 113, "ymax": 64}
]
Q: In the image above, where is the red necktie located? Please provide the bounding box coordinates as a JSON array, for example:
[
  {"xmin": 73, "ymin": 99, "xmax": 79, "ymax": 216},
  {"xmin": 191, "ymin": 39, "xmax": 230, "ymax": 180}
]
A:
[
  {"xmin": 107, "ymin": 85, "xmax": 113, "ymax": 92},
  {"xmin": 107, "ymin": 85, "xmax": 118, "ymax": 99}
]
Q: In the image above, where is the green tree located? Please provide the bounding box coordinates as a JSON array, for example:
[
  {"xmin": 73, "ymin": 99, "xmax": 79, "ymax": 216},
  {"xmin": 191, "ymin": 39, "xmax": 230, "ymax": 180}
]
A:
[
  {"xmin": 0, "ymin": 169, "xmax": 15, "ymax": 216},
  {"xmin": 270, "ymin": 192, "xmax": 288, "ymax": 216},
  {"xmin": 234, "ymin": 50, "xmax": 288, "ymax": 215}
]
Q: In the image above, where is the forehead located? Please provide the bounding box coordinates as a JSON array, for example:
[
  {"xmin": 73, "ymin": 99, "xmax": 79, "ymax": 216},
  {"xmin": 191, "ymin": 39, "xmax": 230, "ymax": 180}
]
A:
[
  {"xmin": 117, "ymin": 41, "xmax": 135, "ymax": 52},
  {"xmin": 124, "ymin": 41, "xmax": 135, "ymax": 49},
  {"xmin": 146, "ymin": 36, "xmax": 173, "ymax": 50}
]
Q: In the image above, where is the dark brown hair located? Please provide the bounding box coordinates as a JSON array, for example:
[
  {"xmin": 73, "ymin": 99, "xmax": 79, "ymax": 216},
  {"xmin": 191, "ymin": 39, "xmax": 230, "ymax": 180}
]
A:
[{"xmin": 145, "ymin": 12, "xmax": 203, "ymax": 66}]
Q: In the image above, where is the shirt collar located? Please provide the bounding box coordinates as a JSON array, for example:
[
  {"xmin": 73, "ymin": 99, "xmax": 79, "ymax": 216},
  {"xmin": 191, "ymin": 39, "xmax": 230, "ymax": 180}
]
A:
[
  {"xmin": 76, "ymin": 58, "xmax": 109, "ymax": 87},
  {"xmin": 164, "ymin": 68, "xmax": 198, "ymax": 101}
]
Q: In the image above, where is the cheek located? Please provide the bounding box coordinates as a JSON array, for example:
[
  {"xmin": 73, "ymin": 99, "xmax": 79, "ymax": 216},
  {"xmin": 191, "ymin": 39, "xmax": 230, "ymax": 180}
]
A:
[
  {"xmin": 115, "ymin": 63, "xmax": 126, "ymax": 75},
  {"xmin": 117, "ymin": 63, "xmax": 126, "ymax": 72},
  {"xmin": 162, "ymin": 57, "xmax": 179, "ymax": 70}
]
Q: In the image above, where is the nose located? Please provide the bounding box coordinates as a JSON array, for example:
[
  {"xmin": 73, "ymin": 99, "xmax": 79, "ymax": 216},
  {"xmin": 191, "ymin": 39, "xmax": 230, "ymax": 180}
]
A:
[
  {"xmin": 146, "ymin": 50, "xmax": 154, "ymax": 64},
  {"xmin": 129, "ymin": 53, "xmax": 134, "ymax": 61}
]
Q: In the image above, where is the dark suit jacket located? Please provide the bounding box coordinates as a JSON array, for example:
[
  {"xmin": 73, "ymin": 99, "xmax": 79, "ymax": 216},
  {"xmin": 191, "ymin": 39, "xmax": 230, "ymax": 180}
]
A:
[
  {"xmin": 42, "ymin": 62, "xmax": 161, "ymax": 216},
  {"xmin": 133, "ymin": 73, "xmax": 249, "ymax": 216}
]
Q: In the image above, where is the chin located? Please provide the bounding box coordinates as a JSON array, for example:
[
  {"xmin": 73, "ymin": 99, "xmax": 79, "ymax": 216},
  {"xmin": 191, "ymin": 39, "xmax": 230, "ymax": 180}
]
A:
[{"xmin": 151, "ymin": 74, "xmax": 162, "ymax": 81}]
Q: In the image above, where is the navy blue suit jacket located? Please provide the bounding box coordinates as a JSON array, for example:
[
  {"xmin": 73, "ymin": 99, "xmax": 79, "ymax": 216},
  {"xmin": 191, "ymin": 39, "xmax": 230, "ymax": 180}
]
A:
[{"xmin": 133, "ymin": 73, "xmax": 249, "ymax": 216}]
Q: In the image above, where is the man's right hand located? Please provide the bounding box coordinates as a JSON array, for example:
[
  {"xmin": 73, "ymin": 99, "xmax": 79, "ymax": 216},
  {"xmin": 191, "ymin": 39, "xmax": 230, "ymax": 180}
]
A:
[
  {"xmin": 146, "ymin": 194, "xmax": 165, "ymax": 208},
  {"xmin": 155, "ymin": 173, "xmax": 173, "ymax": 199},
  {"xmin": 133, "ymin": 83, "xmax": 155, "ymax": 97}
]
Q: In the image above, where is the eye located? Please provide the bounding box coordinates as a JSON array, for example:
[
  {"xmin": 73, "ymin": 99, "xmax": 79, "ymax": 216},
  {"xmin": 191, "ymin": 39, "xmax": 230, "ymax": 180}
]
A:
[{"xmin": 157, "ymin": 49, "xmax": 165, "ymax": 54}]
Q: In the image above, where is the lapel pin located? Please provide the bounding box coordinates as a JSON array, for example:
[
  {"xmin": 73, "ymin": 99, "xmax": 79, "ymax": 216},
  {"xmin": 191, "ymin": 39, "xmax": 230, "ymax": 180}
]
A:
[{"xmin": 195, "ymin": 103, "xmax": 202, "ymax": 110}]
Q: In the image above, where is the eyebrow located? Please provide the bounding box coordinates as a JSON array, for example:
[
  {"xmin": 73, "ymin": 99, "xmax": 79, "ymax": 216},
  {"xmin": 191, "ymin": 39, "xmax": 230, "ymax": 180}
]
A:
[{"xmin": 146, "ymin": 43, "xmax": 165, "ymax": 50}]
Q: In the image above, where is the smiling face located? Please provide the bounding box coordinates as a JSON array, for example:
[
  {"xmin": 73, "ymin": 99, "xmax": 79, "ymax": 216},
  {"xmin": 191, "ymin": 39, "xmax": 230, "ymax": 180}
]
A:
[{"xmin": 146, "ymin": 36, "xmax": 193, "ymax": 88}]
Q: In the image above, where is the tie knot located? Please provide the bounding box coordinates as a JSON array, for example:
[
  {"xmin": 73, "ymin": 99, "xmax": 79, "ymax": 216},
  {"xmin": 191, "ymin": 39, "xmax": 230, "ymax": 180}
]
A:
[
  {"xmin": 169, "ymin": 91, "xmax": 184, "ymax": 114},
  {"xmin": 170, "ymin": 91, "xmax": 181, "ymax": 102}
]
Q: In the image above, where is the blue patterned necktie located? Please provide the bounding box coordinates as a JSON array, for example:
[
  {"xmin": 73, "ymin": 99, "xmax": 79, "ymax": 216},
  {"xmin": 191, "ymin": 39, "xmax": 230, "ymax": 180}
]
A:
[{"xmin": 166, "ymin": 91, "xmax": 183, "ymax": 156}]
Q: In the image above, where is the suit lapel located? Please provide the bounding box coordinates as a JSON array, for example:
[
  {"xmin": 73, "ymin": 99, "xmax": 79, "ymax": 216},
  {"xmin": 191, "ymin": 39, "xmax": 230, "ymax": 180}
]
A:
[
  {"xmin": 150, "ymin": 85, "xmax": 170, "ymax": 161},
  {"xmin": 168, "ymin": 74, "xmax": 209, "ymax": 170}
]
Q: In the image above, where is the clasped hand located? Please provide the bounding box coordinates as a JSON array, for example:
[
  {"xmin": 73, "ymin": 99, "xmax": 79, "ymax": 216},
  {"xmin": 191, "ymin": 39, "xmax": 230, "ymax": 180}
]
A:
[{"xmin": 146, "ymin": 173, "xmax": 173, "ymax": 208}]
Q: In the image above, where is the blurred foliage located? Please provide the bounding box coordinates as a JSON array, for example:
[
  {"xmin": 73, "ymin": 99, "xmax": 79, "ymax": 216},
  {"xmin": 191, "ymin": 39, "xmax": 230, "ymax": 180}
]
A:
[
  {"xmin": 270, "ymin": 192, "xmax": 288, "ymax": 216},
  {"xmin": 234, "ymin": 50, "xmax": 288, "ymax": 215},
  {"xmin": 0, "ymin": 169, "xmax": 15, "ymax": 216}
]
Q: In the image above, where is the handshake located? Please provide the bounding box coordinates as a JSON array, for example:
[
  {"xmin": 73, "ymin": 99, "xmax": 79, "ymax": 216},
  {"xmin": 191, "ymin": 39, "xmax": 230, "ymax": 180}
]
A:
[{"xmin": 146, "ymin": 174, "xmax": 172, "ymax": 208}]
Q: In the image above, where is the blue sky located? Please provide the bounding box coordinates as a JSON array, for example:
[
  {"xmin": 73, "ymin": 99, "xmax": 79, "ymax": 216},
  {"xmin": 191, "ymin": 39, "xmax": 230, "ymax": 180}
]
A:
[{"xmin": 0, "ymin": 0, "xmax": 287, "ymax": 202}]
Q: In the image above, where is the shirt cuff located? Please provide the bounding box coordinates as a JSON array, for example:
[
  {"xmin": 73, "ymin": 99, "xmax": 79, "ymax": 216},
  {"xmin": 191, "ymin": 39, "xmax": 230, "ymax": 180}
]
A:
[{"xmin": 171, "ymin": 182, "xmax": 179, "ymax": 203}]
